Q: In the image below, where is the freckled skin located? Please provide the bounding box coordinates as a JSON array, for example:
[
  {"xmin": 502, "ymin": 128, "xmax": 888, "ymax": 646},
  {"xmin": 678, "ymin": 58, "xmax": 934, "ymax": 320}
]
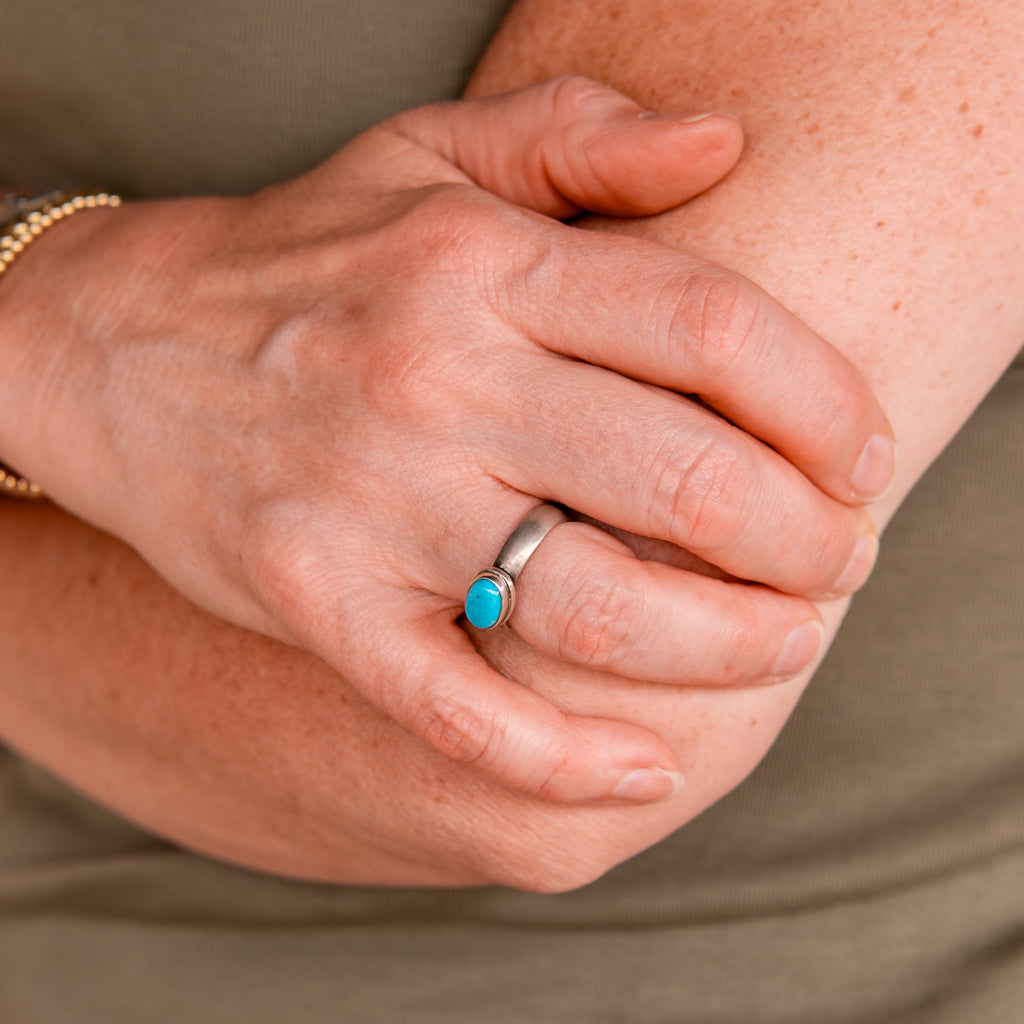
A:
[
  {"xmin": 463, "ymin": 0, "xmax": 1024, "ymax": 868},
  {"xmin": 471, "ymin": 0, "xmax": 1024, "ymax": 482},
  {"xmin": 1, "ymin": 0, "xmax": 1022, "ymax": 891}
]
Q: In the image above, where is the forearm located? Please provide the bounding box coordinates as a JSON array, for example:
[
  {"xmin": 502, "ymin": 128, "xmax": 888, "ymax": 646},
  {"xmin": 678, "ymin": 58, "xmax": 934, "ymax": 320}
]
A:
[
  {"xmin": 6, "ymin": 1, "xmax": 1021, "ymax": 890},
  {"xmin": 0, "ymin": 500, "xmax": 797, "ymax": 890},
  {"xmin": 0, "ymin": 501, "xmax": 443, "ymax": 884},
  {"xmin": 0, "ymin": 71, "xmax": 895, "ymax": 881},
  {"xmin": 470, "ymin": 0, "xmax": 1024, "ymax": 509}
]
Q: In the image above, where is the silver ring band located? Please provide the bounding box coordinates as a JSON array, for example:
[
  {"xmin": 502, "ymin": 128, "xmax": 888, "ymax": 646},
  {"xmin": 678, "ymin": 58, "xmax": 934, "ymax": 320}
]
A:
[{"xmin": 465, "ymin": 503, "xmax": 568, "ymax": 630}]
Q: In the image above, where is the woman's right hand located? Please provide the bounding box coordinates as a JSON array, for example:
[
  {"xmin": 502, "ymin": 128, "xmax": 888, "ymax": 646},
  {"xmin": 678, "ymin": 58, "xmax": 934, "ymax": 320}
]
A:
[{"xmin": 0, "ymin": 78, "xmax": 893, "ymax": 805}]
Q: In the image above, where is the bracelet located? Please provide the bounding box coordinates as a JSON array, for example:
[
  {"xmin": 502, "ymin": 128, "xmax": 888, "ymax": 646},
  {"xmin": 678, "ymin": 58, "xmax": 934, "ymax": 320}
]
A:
[
  {"xmin": 0, "ymin": 463, "xmax": 44, "ymax": 501},
  {"xmin": 0, "ymin": 189, "xmax": 122, "ymax": 500},
  {"xmin": 0, "ymin": 190, "xmax": 121, "ymax": 280}
]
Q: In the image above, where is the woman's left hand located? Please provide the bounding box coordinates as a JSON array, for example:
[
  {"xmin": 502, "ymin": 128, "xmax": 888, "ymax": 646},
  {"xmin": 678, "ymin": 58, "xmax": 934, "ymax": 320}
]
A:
[{"xmin": 0, "ymin": 79, "xmax": 891, "ymax": 806}]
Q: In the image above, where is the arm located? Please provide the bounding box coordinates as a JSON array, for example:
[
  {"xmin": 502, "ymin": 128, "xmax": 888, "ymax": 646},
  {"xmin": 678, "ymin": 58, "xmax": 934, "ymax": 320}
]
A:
[
  {"xmin": 0, "ymin": 499, "xmax": 800, "ymax": 891},
  {"xmin": 0, "ymin": 81, "xmax": 886, "ymax": 809},
  {"xmin": 0, "ymin": 79, "xmax": 889, "ymax": 890},
  {"xmin": 470, "ymin": 0, "xmax": 1024, "ymax": 504},
  {"xmin": 9, "ymin": 0, "xmax": 1011, "ymax": 891},
  {"xmin": 462, "ymin": 0, "xmax": 1024, "ymax": 850}
]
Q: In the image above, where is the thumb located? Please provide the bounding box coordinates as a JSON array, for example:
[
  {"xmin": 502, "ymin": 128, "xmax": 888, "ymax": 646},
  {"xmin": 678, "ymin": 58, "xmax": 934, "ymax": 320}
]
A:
[{"xmin": 386, "ymin": 75, "xmax": 743, "ymax": 218}]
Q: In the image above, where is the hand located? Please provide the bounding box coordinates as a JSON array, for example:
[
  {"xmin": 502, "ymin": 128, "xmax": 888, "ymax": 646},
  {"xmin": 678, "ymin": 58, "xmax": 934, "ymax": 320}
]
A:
[
  {"xmin": 1, "ymin": 500, "xmax": 807, "ymax": 892},
  {"xmin": 0, "ymin": 78, "xmax": 893, "ymax": 805}
]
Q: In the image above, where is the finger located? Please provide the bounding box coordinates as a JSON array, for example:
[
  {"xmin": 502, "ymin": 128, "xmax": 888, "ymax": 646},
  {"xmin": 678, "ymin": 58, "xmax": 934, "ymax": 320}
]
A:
[
  {"xmin": 512, "ymin": 230, "xmax": 897, "ymax": 506},
  {"xmin": 384, "ymin": 75, "xmax": 743, "ymax": 218},
  {"xmin": 490, "ymin": 356, "xmax": 877, "ymax": 599},
  {"xmin": 328, "ymin": 601, "xmax": 687, "ymax": 805},
  {"xmin": 479, "ymin": 520, "xmax": 827, "ymax": 685}
]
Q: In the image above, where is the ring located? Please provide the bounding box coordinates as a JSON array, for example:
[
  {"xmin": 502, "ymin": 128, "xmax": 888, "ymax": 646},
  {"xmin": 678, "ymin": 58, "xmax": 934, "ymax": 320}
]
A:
[{"xmin": 464, "ymin": 503, "xmax": 569, "ymax": 630}]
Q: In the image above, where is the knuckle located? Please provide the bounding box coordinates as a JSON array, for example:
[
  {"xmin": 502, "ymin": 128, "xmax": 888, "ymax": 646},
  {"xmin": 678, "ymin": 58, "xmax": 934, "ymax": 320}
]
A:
[
  {"xmin": 715, "ymin": 612, "xmax": 769, "ymax": 686},
  {"xmin": 835, "ymin": 388, "xmax": 877, "ymax": 459},
  {"xmin": 644, "ymin": 429, "xmax": 753, "ymax": 553},
  {"xmin": 391, "ymin": 191, "xmax": 485, "ymax": 296},
  {"xmin": 406, "ymin": 184, "xmax": 515, "ymax": 271},
  {"xmin": 809, "ymin": 510, "xmax": 863, "ymax": 591},
  {"xmin": 238, "ymin": 503, "xmax": 351, "ymax": 644},
  {"xmin": 554, "ymin": 567, "xmax": 644, "ymax": 668},
  {"xmin": 545, "ymin": 73, "xmax": 610, "ymax": 117},
  {"xmin": 772, "ymin": 502, "xmax": 854, "ymax": 597},
  {"xmin": 410, "ymin": 690, "xmax": 503, "ymax": 767},
  {"xmin": 670, "ymin": 268, "xmax": 768, "ymax": 380},
  {"xmin": 401, "ymin": 183, "xmax": 553, "ymax": 334}
]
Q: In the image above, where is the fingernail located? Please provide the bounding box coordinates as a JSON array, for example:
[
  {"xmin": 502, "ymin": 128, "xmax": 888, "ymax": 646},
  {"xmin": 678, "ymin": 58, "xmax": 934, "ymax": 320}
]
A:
[
  {"xmin": 638, "ymin": 110, "xmax": 734, "ymax": 124},
  {"xmin": 679, "ymin": 111, "xmax": 726, "ymax": 124},
  {"xmin": 771, "ymin": 621, "xmax": 825, "ymax": 679},
  {"xmin": 832, "ymin": 533, "xmax": 879, "ymax": 595},
  {"xmin": 612, "ymin": 767, "xmax": 685, "ymax": 804},
  {"xmin": 850, "ymin": 434, "xmax": 897, "ymax": 501}
]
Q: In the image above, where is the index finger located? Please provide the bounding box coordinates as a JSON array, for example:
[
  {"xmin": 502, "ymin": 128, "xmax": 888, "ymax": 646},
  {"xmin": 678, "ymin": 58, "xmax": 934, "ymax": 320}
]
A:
[{"xmin": 513, "ymin": 230, "xmax": 896, "ymax": 505}]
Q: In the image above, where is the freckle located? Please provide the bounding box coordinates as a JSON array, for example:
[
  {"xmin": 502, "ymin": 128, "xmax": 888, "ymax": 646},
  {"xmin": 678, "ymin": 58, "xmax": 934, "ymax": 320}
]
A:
[
  {"xmin": 848, "ymin": 252, "xmax": 859, "ymax": 261},
  {"xmin": 898, "ymin": 85, "xmax": 917, "ymax": 103},
  {"xmin": 973, "ymin": 123, "xmax": 985, "ymax": 138},
  {"xmin": 750, "ymin": 718, "xmax": 759, "ymax": 727},
  {"xmin": 959, "ymin": 100, "xmax": 970, "ymax": 114},
  {"xmin": 876, "ymin": 220, "xmax": 886, "ymax": 228},
  {"xmin": 807, "ymin": 122, "xmax": 821, "ymax": 134},
  {"xmin": 892, "ymin": 301, "xmax": 902, "ymax": 311}
]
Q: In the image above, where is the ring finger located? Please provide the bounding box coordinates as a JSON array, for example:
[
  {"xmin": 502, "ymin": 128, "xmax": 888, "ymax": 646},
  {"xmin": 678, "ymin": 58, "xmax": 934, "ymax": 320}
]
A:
[{"xmin": 454, "ymin": 509, "xmax": 825, "ymax": 686}]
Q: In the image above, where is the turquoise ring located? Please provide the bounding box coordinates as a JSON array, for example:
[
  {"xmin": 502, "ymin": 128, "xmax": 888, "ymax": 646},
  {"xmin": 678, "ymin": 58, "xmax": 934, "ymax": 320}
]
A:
[{"xmin": 464, "ymin": 504, "xmax": 569, "ymax": 630}]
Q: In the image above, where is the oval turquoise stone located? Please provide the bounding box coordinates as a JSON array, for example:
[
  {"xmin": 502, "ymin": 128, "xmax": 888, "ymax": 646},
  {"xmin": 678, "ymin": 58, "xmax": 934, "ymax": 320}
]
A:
[{"xmin": 465, "ymin": 578, "xmax": 503, "ymax": 629}]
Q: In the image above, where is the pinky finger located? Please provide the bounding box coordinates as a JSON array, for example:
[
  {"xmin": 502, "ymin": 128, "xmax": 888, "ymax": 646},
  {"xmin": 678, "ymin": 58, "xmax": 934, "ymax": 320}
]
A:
[{"xmin": 345, "ymin": 606, "xmax": 685, "ymax": 806}]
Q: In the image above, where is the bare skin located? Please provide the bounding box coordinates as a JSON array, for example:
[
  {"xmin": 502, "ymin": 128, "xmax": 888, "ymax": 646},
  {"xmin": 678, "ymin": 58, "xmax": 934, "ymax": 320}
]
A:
[
  {"xmin": 0, "ymin": 81, "xmax": 886, "ymax": 812},
  {"xmin": 3, "ymin": 2, "xmax": 1022, "ymax": 890}
]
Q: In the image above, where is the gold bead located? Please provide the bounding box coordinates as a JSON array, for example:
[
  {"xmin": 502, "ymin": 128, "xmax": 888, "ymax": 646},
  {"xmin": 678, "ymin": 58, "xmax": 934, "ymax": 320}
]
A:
[{"xmin": 0, "ymin": 192, "xmax": 120, "ymax": 328}]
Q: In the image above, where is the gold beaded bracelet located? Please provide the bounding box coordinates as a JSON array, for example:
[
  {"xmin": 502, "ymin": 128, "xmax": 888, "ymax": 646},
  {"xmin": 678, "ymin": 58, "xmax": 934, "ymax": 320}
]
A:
[
  {"xmin": 0, "ymin": 463, "xmax": 43, "ymax": 500},
  {"xmin": 0, "ymin": 189, "xmax": 122, "ymax": 500}
]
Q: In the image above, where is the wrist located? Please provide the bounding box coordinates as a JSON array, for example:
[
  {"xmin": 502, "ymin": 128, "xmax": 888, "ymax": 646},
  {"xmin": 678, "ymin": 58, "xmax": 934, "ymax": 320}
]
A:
[{"xmin": 0, "ymin": 190, "xmax": 123, "ymax": 499}]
